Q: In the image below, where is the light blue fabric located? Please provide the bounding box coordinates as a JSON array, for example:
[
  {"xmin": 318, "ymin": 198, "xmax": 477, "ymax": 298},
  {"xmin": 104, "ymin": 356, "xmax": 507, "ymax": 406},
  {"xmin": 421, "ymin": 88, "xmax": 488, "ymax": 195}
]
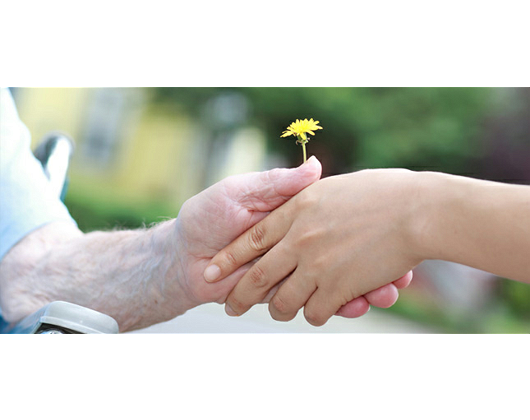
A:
[{"xmin": 0, "ymin": 87, "xmax": 76, "ymax": 263}]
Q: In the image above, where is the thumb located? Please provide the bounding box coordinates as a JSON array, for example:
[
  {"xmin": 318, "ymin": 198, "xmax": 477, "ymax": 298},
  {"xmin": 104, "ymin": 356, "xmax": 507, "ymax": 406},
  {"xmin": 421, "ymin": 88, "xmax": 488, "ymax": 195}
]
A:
[{"xmin": 232, "ymin": 156, "xmax": 322, "ymax": 212}]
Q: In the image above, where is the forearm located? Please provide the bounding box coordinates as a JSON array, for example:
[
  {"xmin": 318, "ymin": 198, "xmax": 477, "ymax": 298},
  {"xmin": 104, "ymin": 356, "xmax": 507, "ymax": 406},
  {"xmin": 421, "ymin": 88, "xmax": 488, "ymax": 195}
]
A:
[
  {"xmin": 0, "ymin": 220, "xmax": 193, "ymax": 331},
  {"xmin": 416, "ymin": 172, "xmax": 530, "ymax": 283}
]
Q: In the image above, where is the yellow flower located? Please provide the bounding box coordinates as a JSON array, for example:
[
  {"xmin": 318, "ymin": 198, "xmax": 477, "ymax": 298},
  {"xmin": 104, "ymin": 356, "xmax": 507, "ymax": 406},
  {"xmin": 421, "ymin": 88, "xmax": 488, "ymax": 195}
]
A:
[
  {"xmin": 281, "ymin": 118, "xmax": 323, "ymax": 141},
  {"xmin": 280, "ymin": 118, "xmax": 322, "ymax": 163}
]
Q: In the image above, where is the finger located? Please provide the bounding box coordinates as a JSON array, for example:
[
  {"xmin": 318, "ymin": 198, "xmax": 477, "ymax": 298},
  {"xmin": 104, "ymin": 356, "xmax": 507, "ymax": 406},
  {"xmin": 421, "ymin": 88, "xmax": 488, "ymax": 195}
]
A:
[
  {"xmin": 204, "ymin": 204, "xmax": 294, "ymax": 283},
  {"xmin": 303, "ymin": 287, "xmax": 344, "ymax": 327},
  {"xmin": 338, "ymin": 275, "xmax": 409, "ymax": 316},
  {"xmin": 234, "ymin": 156, "xmax": 322, "ymax": 212},
  {"xmin": 335, "ymin": 272, "xmax": 412, "ymax": 318},
  {"xmin": 364, "ymin": 284, "xmax": 399, "ymax": 308},
  {"xmin": 393, "ymin": 270, "xmax": 413, "ymax": 289},
  {"xmin": 335, "ymin": 297, "xmax": 370, "ymax": 318},
  {"xmin": 224, "ymin": 243, "xmax": 297, "ymax": 316},
  {"xmin": 268, "ymin": 270, "xmax": 318, "ymax": 322}
]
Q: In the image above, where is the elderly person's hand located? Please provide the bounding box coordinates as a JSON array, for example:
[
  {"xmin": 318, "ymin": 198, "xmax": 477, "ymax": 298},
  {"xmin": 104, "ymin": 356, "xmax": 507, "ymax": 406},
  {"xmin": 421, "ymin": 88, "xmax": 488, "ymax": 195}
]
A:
[{"xmin": 0, "ymin": 158, "xmax": 322, "ymax": 330}]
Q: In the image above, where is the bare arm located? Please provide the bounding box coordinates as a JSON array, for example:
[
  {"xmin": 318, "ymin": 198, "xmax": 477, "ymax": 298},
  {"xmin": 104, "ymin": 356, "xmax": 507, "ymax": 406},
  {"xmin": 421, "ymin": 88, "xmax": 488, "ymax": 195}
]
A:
[
  {"xmin": 416, "ymin": 171, "xmax": 530, "ymax": 282},
  {"xmin": 0, "ymin": 219, "xmax": 188, "ymax": 332}
]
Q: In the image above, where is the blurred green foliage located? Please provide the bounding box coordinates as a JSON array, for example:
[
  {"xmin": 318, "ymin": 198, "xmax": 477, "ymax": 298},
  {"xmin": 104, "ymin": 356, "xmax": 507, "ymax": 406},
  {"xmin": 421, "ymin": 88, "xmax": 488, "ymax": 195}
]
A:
[
  {"xmin": 155, "ymin": 87, "xmax": 492, "ymax": 175},
  {"xmin": 498, "ymin": 279, "xmax": 530, "ymax": 320},
  {"xmin": 67, "ymin": 87, "xmax": 495, "ymax": 235},
  {"xmin": 73, "ymin": 87, "xmax": 495, "ymax": 230},
  {"xmin": 65, "ymin": 197, "xmax": 174, "ymax": 232},
  {"xmin": 64, "ymin": 189, "xmax": 177, "ymax": 233}
]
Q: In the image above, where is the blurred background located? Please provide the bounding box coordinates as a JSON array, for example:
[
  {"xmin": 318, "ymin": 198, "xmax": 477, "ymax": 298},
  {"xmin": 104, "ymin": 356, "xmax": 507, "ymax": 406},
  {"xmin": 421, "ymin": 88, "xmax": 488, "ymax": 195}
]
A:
[{"xmin": 10, "ymin": 87, "xmax": 530, "ymax": 333}]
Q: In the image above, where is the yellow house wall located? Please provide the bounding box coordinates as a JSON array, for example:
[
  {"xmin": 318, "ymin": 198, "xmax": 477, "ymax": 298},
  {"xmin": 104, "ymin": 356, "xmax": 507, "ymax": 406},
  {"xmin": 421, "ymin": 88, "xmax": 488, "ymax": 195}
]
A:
[
  {"xmin": 14, "ymin": 88, "xmax": 195, "ymax": 211},
  {"xmin": 14, "ymin": 87, "xmax": 269, "ymax": 215},
  {"xmin": 15, "ymin": 87, "xmax": 91, "ymax": 148},
  {"xmin": 115, "ymin": 104, "xmax": 194, "ymax": 207}
]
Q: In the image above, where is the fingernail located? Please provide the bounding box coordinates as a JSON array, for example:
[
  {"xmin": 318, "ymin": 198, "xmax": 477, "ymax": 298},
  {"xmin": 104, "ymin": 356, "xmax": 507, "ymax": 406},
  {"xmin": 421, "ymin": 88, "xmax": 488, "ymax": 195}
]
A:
[
  {"xmin": 204, "ymin": 264, "xmax": 221, "ymax": 282},
  {"xmin": 225, "ymin": 304, "xmax": 238, "ymax": 317}
]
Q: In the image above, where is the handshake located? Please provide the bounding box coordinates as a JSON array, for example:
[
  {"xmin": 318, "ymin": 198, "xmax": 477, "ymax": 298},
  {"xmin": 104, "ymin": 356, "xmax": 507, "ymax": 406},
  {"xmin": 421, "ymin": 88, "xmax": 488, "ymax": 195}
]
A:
[{"xmin": 174, "ymin": 156, "xmax": 415, "ymax": 328}]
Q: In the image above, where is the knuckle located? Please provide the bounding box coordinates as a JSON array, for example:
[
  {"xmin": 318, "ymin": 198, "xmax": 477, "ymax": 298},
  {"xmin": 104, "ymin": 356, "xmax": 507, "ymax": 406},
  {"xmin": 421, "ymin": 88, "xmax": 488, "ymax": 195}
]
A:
[
  {"xmin": 294, "ymin": 227, "xmax": 325, "ymax": 249},
  {"xmin": 248, "ymin": 265, "xmax": 268, "ymax": 288},
  {"xmin": 270, "ymin": 294, "xmax": 289, "ymax": 315},
  {"xmin": 311, "ymin": 255, "xmax": 329, "ymax": 272},
  {"xmin": 304, "ymin": 308, "xmax": 327, "ymax": 327},
  {"xmin": 248, "ymin": 224, "xmax": 267, "ymax": 253},
  {"xmin": 269, "ymin": 296, "xmax": 297, "ymax": 322},
  {"xmin": 228, "ymin": 295, "xmax": 247, "ymax": 313},
  {"xmin": 224, "ymin": 250, "xmax": 238, "ymax": 268},
  {"xmin": 294, "ymin": 190, "xmax": 319, "ymax": 211}
]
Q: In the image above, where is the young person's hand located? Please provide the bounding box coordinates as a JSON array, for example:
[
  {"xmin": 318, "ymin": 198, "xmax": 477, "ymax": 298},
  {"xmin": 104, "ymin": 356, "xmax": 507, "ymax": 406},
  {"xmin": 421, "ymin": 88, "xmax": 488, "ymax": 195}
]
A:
[
  {"xmin": 204, "ymin": 169, "xmax": 420, "ymax": 326},
  {"xmin": 206, "ymin": 167, "xmax": 530, "ymax": 326}
]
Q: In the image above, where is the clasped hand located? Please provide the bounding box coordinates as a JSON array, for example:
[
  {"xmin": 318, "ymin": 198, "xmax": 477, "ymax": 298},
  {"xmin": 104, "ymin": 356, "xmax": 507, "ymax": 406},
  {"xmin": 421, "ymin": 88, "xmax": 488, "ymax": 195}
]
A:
[{"xmin": 201, "ymin": 164, "xmax": 417, "ymax": 326}]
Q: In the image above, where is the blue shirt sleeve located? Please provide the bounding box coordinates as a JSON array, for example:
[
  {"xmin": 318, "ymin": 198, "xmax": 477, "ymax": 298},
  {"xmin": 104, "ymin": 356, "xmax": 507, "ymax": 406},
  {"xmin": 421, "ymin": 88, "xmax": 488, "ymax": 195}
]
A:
[{"xmin": 0, "ymin": 88, "xmax": 77, "ymax": 262}]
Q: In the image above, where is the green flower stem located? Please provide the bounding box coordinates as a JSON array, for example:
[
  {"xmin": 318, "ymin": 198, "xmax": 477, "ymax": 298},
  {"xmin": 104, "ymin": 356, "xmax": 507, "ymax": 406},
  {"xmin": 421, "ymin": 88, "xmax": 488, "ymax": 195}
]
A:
[{"xmin": 297, "ymin": 135, "xmax": 307, "ymax": 163}]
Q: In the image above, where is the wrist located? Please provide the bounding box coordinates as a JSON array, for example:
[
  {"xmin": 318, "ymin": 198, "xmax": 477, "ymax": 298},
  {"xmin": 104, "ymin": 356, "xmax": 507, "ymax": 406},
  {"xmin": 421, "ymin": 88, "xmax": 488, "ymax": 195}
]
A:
[
  {"xmin": 149, "ymin": 219, "xmax": 197, "ymax": 316},
  {"xmin": 404, "ymin": 171, "xmax": 448, "ymax": 263}
]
